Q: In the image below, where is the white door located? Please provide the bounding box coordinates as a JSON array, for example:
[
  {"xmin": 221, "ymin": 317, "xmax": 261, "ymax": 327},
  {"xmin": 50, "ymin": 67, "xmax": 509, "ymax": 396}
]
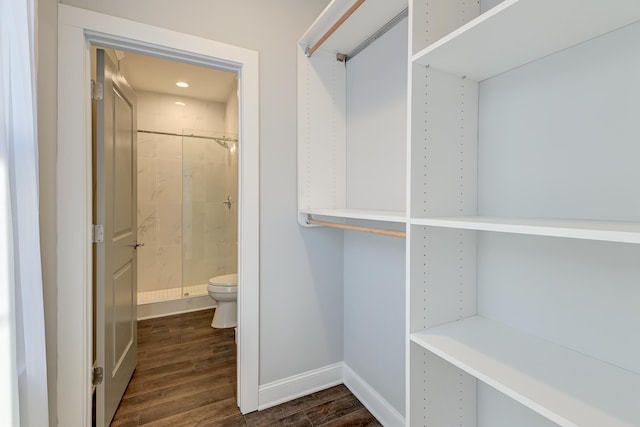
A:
[{"xmin": 94, "ymin": 48, "xmax": 138, "ymax": 427}]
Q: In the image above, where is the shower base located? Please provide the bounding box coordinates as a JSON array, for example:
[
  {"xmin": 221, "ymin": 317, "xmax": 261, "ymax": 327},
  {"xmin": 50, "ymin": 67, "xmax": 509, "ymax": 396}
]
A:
[
  {"xmin": 138, "ymin": 283, "xmax": 209, "ymax": 305},
  {"xmin": 137, "ymin": 283, "xmax": 215, "ymax": 320}
]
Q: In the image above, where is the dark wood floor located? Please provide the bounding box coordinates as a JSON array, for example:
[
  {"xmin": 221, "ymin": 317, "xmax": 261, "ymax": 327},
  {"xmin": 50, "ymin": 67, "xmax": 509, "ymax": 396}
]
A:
[{"xmin": 111, "ymin": 309, "xmax": 381, "ymax": 427}]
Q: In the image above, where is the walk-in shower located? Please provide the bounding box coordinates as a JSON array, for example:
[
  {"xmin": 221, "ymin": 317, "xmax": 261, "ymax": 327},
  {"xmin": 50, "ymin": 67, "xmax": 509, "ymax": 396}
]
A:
[{"xmin": 136, "ymin": 128, "xmax": 238, "ymax": 305}]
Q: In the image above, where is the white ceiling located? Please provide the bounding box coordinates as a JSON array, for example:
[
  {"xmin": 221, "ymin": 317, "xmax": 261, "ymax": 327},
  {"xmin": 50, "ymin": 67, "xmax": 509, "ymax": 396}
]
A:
[{"xmin": 118, "ymin": 50, "xmax": 237, "ymax": 103}]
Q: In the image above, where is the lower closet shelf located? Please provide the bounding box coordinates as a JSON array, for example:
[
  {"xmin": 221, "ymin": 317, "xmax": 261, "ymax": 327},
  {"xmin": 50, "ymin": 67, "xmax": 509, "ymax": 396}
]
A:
[
  {"xmin": 301, "ymin": 208, "xmax": 406, "ymax": 223},
  {"xmin": 410, "ymin": 316, "xmax": 640, "ymax": 427}
]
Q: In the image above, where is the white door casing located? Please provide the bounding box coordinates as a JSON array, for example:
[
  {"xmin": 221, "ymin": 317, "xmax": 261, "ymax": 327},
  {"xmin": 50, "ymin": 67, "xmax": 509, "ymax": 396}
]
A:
[
  {"xmin": 57, "ymin": 5, "xmax": 260, "ymax": 426},
  {"xmin": 94, "ymin": 48, "xmax": 138, "ymax": 427}
]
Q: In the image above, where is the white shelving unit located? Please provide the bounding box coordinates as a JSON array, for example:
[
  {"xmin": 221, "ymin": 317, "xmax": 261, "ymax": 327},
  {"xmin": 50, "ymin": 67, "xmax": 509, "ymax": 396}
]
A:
[
  {"xmin": 299, "ymin": 0, "xmax": 640, "ymax": 426},
  {"xmin": 297, "ymin": 0, "xmax": 407, "ymax": 227},
  {"xmin": 408, "ymin": 0, "xmax": 640, "ymax": 426}
]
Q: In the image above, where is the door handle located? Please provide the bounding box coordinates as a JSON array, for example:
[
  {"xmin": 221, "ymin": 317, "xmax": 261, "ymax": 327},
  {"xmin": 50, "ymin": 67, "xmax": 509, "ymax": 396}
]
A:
[{"xmin": 129, "ymin": 241, "xmax": 145, "ymax": 249}]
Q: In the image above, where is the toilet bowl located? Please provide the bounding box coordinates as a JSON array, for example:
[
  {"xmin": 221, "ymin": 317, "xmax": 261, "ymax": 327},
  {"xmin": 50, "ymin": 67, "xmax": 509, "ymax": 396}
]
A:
[{"xmin": 207, "ymin": 273, "xmax": 238, "ymax": 328}]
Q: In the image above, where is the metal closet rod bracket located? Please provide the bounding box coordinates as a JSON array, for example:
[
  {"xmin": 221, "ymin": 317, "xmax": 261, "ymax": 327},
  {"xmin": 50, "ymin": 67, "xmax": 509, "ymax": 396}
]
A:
[
  {"xmin": 305, "ymin": 214, "xmax": 406, "ymax": 238},
  {"xmin": 304, "ymin": 50, "xmax": 347, "ymax": 63}
]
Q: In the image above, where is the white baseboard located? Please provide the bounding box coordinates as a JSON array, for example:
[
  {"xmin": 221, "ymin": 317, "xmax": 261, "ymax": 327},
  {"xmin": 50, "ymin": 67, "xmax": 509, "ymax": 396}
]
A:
[
  {"xmin": 343, "ymin": 364, "xmax": 405, "ymax": 427},
  {"xmin": 258, "ymin": 362, "xmax": 344, "ymax": 410},
  {"xmin": 137, "ymin": 295, "xmax": 215, "ymax": 320},
  {"xmin": 258, "ymin": 362, "xmax": 405, "ymax": 427}
]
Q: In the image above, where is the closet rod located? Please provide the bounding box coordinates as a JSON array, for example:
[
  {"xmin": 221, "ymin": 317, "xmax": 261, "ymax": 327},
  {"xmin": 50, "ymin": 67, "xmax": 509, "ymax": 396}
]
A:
[
  {"xmin": 345, "ymin": 7, "xmax": 407, "ymax": 62},
  {"xmin": 306, "ymin": 0, "xmax": 366, "ymax": 57},
  {"xmin": 307, "ymin": 217, "xmax": 406, "ymax": 238}
]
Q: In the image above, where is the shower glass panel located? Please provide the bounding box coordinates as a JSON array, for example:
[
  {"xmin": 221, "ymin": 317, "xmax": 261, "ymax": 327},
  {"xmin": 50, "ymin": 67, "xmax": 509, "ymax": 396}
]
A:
[{"xmin": 181, "ymin": 128, "xmax": 238, "ymax": 298}]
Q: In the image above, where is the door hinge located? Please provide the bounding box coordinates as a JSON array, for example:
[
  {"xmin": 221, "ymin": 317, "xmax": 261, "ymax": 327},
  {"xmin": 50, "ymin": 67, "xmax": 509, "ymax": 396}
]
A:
[
  {"xmin": 92, "ymin": 224, "xmax": 104, "ymax": 243},
  {"xmin": 91, "ymin": 80, "xmax": 104, "ymax": 101},
  {"xmin": 92, "ymin": 366, "xmax": 104, "ymax": 386}
]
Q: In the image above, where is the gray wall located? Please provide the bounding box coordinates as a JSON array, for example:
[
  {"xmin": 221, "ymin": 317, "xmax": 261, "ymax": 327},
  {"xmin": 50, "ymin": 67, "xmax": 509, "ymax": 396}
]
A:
[
  {"xmin": 37, "ymin": 1, "xmax": 345, "ymax": 423},
  {"xmin": 343, "ymin": 18, "xmax": 408, "ymax": 416},
  {"xmin": 344, "ymin": 230, "xmax": 405, "ymax": 415}
]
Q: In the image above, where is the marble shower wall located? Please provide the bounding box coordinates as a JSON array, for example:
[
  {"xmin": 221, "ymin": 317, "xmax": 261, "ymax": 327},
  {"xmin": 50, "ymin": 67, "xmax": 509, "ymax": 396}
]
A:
[
  {"xmin": 182, "ymin": 132, "xmax": 237, "ymax": 287},
  {"xmin": 136, "ymin": 90, "xmax": 237, "ymax": 294}
]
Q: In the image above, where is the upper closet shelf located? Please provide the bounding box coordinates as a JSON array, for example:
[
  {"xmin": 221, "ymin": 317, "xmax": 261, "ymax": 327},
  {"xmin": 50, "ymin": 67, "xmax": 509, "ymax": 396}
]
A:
[
  {"xmin": 411, "ymin": 216, "xmax": 640, "ymax": 244},
  {"xmin": 302, "ymin": 208, "xmax": 406, "ymax": 223},
  {"xmin": 412, "ymin": 0, "xmax": 640, "ymax": 81},
  {"xmin": 411, "ymin": 316, "xmax": 640, "ymax": 427},
  {"xmin": 299, "ymin": 0, "xmax": 406, "ymax": 55}
]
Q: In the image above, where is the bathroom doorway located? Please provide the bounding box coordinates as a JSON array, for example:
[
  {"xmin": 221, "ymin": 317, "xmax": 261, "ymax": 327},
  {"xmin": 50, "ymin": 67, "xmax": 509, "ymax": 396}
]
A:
[
  {"xmin": 91, "ymin": 47, "xmax": 241, "ymax": 426},
  {"xmin": 58, "ymin": 8, "xmax": 259, "ymax": 423},
  {"xmin": 118, "ymin": 51, "xmax": 240, "ymax": 317}
]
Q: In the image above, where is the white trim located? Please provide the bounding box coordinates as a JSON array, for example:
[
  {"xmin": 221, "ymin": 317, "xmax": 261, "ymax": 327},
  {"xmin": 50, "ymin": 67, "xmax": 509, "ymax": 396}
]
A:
[
  {"xmin": 258, "ymin": 362, "xmax": 344, "ymax": 410},
  {"xmin": 57, "ymin": 5, "xmax": 260, "ymax": 425},
  {"xmin": 258, "ymin": 362, "xmax": 406, "ymax": 427},
  {"xmin": 343, "ymin": 364, "xmax": 405, "ymax": 427},
  {"xmin": 136, "ymin": 297, "xmax": 215, "ymax": 321}
]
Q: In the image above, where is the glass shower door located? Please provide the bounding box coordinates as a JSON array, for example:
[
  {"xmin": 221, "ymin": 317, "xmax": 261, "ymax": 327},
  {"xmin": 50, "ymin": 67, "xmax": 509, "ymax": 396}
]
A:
[{"xmin": 181, "ymin": 129, "xmax": 238, "ymax": 297}]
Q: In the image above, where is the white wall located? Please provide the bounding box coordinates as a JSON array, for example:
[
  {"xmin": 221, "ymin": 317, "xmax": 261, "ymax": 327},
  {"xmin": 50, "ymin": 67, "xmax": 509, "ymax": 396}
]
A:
[
  {"xmin": 39, "ymin": 2, "xmax": 339, "ymax": 422},
  {"xmin": 346, "ymin": 19, "xmax": 407, "ymax": 212},
  {"xmin": 343, "ymin": 18, "xmax": 408, "ymax": 416},
  {"xmin": 344, "ymin": 230, "xmax": 405, "ymax": 414}
]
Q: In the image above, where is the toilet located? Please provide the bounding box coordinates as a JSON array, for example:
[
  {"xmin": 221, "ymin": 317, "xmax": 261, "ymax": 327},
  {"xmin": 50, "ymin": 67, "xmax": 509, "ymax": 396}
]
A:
[{"xmin": 207, "ymin": 273, "xmax": 238, "ymax": 328}]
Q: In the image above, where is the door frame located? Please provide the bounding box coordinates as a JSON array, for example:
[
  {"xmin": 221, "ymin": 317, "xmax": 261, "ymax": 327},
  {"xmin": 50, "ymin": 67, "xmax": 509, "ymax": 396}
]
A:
[{"xmin": 57, "ymin": 5, "xmax": 260, "ymax": 426}]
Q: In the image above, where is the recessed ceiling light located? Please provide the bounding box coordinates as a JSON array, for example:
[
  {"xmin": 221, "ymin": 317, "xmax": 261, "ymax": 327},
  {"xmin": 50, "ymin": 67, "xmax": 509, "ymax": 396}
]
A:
[
  {"xmin": 176, "ymin": 81, "xmax": 189, "ymax": 88},
  {"xmin": 175, "ymin": 101, "xmax": 186, "ymax": 106}
]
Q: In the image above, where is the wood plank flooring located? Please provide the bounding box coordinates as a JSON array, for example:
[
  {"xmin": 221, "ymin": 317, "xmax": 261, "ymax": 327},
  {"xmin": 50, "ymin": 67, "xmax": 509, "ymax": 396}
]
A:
[{"xmin": 111, "ymin": 309, "xmax": 381, "ymax": 426}]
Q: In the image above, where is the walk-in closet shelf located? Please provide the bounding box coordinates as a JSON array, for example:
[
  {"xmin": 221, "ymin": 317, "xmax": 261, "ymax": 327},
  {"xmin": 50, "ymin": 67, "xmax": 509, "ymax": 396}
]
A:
[
  {"xmin": 411, "ymin": 217, "xmax": 640, "ymax": 244},
  {"xmin": 304, "ymin": 208, "xmax": 406, "ymax": 223},
  {"xmin": 411, "ymin": 0, "xmax": 640, "ymax": 81},
  {"xmin": 411, "ymin": 316, "xmax": 640, "ymax": 426},
  {"xmin": 300, "ymin": 0, "xmax": 406, "ymax": 55}
]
